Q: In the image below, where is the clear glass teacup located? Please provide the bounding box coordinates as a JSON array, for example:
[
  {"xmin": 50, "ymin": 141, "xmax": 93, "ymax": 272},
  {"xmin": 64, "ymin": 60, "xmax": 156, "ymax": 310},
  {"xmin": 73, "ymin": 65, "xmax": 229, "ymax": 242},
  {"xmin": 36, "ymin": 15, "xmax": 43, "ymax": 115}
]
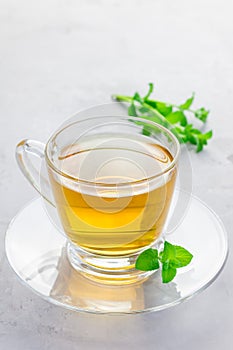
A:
[{"xmin": 16, "ymin": 115, "xmax": 179, "ymax": 284}]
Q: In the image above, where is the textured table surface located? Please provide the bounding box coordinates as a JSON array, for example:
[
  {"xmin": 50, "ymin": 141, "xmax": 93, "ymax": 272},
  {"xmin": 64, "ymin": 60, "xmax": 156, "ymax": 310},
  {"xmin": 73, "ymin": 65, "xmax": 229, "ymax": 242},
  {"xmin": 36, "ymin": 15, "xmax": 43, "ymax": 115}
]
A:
[{"xmin": 0, "ymin": 0, "xmax": 233, "ymax": 349}]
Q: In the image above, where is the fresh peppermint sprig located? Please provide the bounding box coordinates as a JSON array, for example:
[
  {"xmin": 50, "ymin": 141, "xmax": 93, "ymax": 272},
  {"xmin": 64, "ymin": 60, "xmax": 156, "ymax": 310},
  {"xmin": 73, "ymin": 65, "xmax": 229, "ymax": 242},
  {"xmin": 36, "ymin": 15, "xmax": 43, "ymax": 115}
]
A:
[
  {"xmin": 135, "ymin": 241, "xmax": 193, "ymax": 283},
  {"xmin": 112, "ymin": 83, "xmax": 213, "ymax": 152}
]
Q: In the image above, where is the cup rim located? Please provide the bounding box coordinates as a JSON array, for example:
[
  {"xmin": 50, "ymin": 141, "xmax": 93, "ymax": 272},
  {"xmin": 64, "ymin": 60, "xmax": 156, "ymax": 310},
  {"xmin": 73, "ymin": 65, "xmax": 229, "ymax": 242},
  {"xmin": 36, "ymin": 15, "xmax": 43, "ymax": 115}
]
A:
[{"xmin": 45, "ymin": 116, "xmax": 180, "ymax": 187}]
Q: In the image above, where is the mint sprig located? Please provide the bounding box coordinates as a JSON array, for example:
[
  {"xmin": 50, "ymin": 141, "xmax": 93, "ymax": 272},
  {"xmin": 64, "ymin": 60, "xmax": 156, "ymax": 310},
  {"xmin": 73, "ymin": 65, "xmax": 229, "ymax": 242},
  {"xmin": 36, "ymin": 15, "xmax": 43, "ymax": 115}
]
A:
[
  {"xmin": 135, "ymin": 241, "xmax": 193, "ymax": 283},
  {"xmin": 112, "ymin": 83, "xmax": 213, "ymax": 152}
]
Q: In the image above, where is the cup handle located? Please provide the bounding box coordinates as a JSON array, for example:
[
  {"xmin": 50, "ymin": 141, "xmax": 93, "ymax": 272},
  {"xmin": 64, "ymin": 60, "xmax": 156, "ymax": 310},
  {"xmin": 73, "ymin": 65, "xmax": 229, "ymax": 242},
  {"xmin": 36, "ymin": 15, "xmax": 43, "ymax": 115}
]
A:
[{"xmin": 16, "ymin": 139, "xmax": 55, "ymax": 207}]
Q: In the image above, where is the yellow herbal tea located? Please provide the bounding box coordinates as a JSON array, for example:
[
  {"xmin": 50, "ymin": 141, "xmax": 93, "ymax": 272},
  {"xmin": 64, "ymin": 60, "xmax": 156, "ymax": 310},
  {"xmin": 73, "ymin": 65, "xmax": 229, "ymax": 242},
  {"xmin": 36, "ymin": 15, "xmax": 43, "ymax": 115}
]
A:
[{"xmin": 49, "ymin": 135, "xmax": 176, "ymax": 256}]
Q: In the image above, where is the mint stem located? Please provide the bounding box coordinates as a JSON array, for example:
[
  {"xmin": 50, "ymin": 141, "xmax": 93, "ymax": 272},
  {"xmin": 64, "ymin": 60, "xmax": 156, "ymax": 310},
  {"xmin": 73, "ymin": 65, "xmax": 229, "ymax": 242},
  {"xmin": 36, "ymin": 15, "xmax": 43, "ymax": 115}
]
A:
[
  {"xmin": 112, "ymin": 83, "xmax": 212, "ymax": 152},
  {"xmin": 112, "ymin": 94, "xmax": 170, "ymax": 127}
]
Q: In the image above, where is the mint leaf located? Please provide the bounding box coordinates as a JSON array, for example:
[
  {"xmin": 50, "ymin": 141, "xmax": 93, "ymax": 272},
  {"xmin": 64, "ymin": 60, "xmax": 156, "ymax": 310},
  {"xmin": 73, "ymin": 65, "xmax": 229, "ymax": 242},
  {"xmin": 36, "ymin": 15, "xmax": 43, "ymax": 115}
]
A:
[
  {"xmin": 171, "ymin": 126, "xmax": 187, "ymax": 143},
  {"xmin": 203, "ymin": 130, "xmax": 213, "ymax": 140},
  {"xmin": 135, "ymin": 248, "xmax": 159, "ymax": 271},
  {"xmin": 166, "ymin": 111, "xmax": 187, "ymax": 126},
  {"xmin": 142, "ymin": 127, "xmax": 151, "ymax": 136},
  {"xmin": 194, "ymin": 107, "xmax": 209, "ymax": 122},
  {"xmin": 128, "ymin": 103, "xmax": 137, "ymax": 116},
  {"xmin": 144, "ymin": 99, "xmax": 158, "ymax": 109},
  {"xmin": 160, "ymin": 241, "xmax": 176, "ymax": 262},
  {"xmin": 196, "ymin": 139, "xmax": 204, "ymax": 152},
  {"xmin": 138, "ymin": 106, "xmax": 151, "ymax": 114},
  {"xmin": 133, "ymin": 92, "xmax": 143, "ymax": 103},
  {"xmin": 182, "ymin": 124, "xmax": 213, "ymax": 152},
  {"xmin": 162, "ymin": 263, "xmax": 177, "ymax": 283},
  {"xmin": 160, "ymin": 241, "xmax": 193, "ymax": 282},
  {"xmin": 196, "ymin": 130, "xmax": 213, "ymax": 152},
  {"xmin": 171, "ymin": 245, "xmax": 193, "ymax": 268},
  {"xmin": 156, "ymin": 102, "xmax": 172, "ymax": 116},
  {"xmin": 179, "ymin": 93, "xmax": 195, "ymax": 110},
  {"xmin": 160, "ymin": 241, "xmax": 193, "ymax": 267},
  {"xmin": 187, "ymin": 133, "xmax": 198, "ymax": 145}
]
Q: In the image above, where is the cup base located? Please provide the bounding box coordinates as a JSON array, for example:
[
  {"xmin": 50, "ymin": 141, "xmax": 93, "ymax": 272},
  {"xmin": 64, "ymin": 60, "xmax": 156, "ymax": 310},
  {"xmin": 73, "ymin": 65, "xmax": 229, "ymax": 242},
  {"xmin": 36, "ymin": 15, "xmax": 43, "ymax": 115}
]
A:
[{"xmin": 67, "ymin": 243, "xmax": 159, "ymax": 285}]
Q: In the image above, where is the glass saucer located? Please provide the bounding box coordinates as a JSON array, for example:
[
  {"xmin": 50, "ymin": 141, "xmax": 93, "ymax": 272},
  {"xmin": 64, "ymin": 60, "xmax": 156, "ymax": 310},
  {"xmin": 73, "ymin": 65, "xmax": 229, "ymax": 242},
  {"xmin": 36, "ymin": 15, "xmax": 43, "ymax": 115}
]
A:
[{"xmin": 5, "ymin": 191, "xmax": 228, "ymax": 315}]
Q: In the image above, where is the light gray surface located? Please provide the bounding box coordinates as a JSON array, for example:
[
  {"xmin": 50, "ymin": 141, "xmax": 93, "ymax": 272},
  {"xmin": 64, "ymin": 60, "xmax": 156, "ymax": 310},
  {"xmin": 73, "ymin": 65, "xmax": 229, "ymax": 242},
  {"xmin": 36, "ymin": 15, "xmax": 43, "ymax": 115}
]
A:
[{"xmin": 0, "ymin": 0, "xmax": 233, "ymax": 349}]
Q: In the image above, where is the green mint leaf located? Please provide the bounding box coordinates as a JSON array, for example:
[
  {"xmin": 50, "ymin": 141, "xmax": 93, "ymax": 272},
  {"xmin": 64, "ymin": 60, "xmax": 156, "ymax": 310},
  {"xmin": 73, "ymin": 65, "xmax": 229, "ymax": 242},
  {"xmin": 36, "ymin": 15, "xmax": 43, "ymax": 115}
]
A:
[
  {"xmin": 138, "ymin": 106, "xmax": 151, "ymax": 114},
  {"xmin": 170, "ymin": 127, "xmax": 187, "ymax": 143},
  {"xmin": 155, "ymin": 101, "xmax": 172, "ymax": 116},
  {"xmin": 162, "ymin": 263, "xmax": 177, "ymax": 283},
  {"xmin": 181, "ymin": 124, "xmax": 213, "ymax": 152},
  {"xmin": 185, "ymin": 124, "xmax": 193, "ymax": 132},
  {"xmin": 171, "ymin": 245, "xmax": 193, "ymax": 268},
  {"xmin": 144, "ymin": 82, "xmax": 154, "ymax": 100},
  {"xmin": 144, "ymin": 99, "xmax": 158, "ymax": 109},
  {"xmin": 196, "ymin": 139, "xmax": 204, "ymax": 152},
  {"xmin": 184, "ymin": 125, "xmax": 198, "ymax": 144},
  {"xmin": 187, "ymin": 134, "xmax": 198, "ymax": 145},
  {"xmin": 203, "ymin": 130, "xmax": 213, "ymax": 140},
  {"xmin": 161, "ymin": 241, "xmax": 193, "ymax": 268},
  {"xmin": 142, "ymin": 127, "xmax": 151, "ymax": 136},
  {"xmin": 195, "ymin": 130, "xmax": 212, "ymax": 152},
  {"xmin": 166, "ymin": 111, "xmax": 187, "ymax": 126},
  {"xmin": 179, "ymin": 93, "xmax": 195, "ymax": 110},
  {"xmin": 160, "ymin": 241, "xmax": 176, "ymax": 263},
  {"xmin": 160, "ymin": 241, "xmax": 193, "ymax": 281},
  {"xmin": 194, "ymin": 107, "xmax": 209, "ymax": 123},
  {"xmin": 133, "ymin": 92, "xmax": 143, "ymax": 104},
  {"xmin": 135, "ymin": 248, "xmax": 160, "ymax": 271},
  {"xmin": 191, "ymin": 129, "xmax": 201, "ymax": 134},
  {"xmin": 128, "ymin": 103, "xmax": 137, "ymax": 116}
]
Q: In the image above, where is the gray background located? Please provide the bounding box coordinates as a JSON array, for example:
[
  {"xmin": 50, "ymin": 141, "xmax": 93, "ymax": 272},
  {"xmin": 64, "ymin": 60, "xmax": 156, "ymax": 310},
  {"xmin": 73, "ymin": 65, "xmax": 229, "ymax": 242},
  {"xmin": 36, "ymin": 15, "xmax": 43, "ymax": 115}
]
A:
[{"xmin": 0, "ymin": 0, "xmax": 233, "ymax": 349}]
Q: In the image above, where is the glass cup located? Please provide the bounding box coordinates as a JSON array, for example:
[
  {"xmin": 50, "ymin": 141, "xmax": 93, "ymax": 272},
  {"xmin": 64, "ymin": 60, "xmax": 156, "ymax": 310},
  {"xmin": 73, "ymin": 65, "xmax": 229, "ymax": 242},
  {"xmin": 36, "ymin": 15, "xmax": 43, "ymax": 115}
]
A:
[{"xmin": 16, "ymin": 116, "xmax": 180, "ymax": 284}]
